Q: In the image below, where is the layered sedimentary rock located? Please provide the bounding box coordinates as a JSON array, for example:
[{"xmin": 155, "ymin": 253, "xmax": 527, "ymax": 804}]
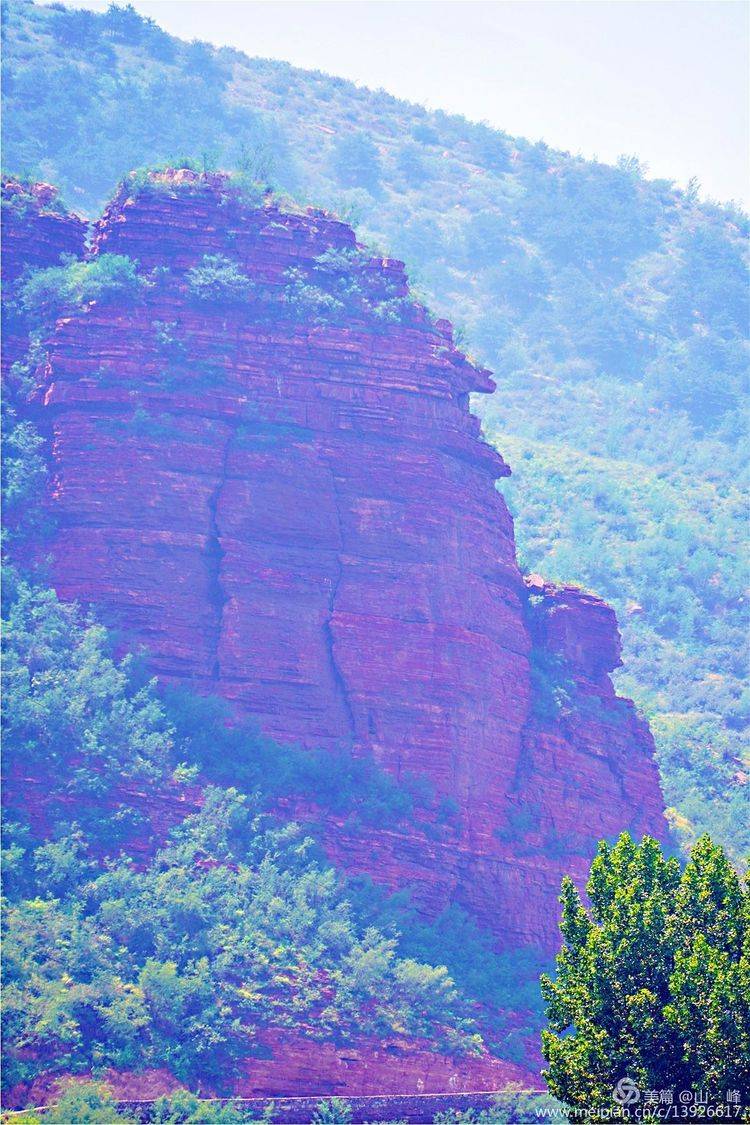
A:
[
  {"xmin": 15, "ymin": 1032, "xmax": 536, "ymax": 1106},
  {"xmin": 1, "ymin": 180, "xmax": 87, "ymax": 285},
  {"xmin": 1, "ymin": 180, "xmax": 87, "ymax": 379},
  {"xmin": 6, "ymin": 171, "xmax": 667, "ymax": 954}
]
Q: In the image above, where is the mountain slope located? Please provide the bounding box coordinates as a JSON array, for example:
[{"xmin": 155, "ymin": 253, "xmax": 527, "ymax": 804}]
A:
[
  {"xmin": 2, "ymin": 0, "xmax": 748, "ymax": 855},
  {"xmin": 0, "ymin": 168, "xmax": 666, "ymax": 1105}
]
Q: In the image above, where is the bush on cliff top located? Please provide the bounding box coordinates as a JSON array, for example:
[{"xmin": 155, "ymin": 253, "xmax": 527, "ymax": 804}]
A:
[{"xmin": 282, "ymin": 249, "xmax": 413, "ymax": 326}]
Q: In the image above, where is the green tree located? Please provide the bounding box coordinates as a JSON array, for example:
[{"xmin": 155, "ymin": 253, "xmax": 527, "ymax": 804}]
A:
[
  {"xmin": 102, "ymin": 3, "xmax": 147, "ymax": 44},
  {"xmin": 330, "ymin": 131, "xmax": 382, "ymax": 193},
  {"xmin": 1, "ymin": 417, "xmax": 48, "ymax": 537},
  {"xmin": 541, "ymin": 834, "xmax": 750, "ymax": 1112},
  {"xmin": 1, "ymin": 583, "xmax": 172, "ymax": 824},
  {"xmin": 151, "ymin": 1088, "xmax": 265, "ymax": 1122},
  {"xmin": 312, "ymin": 1099, "xmax": 352, "ymax": 1124},
  {"xmin": 433, "ymin": 1085, "xmax": 565, "ymax": 1123}
]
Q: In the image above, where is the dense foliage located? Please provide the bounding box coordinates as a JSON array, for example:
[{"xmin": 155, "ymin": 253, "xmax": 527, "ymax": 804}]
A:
[
  {"xmin": 3, "ymin": 787, "xmax": 476, "ymax": 1091},
  {"xmin": 345, "ymin": 883, "xmax": 545, "ymax": 1064},
  {"xmin": 5, "ymin": 1083, "xmax": 565, "ymax": 1124},
  {"xmin": 432, "ymin": 1087, "xmax": 565, "ymax": 1124},
  {"xmin": 2, "ymin": 1080, "xmax": 277, "ymax": 1122},
  {"xmin": 2, "ymin": 582, "xmax": 545, "ymax": 1096},
  {"xmin": 542, "ymin": 833, "xmax": 750, "ymax": 1110},
  {"xmin": 16, "ymin": 252, "xmax": 146, "ymax": 327},
  {"xmin": 2, "ymin": 0, "xmax": 747, "ymax": 856}
]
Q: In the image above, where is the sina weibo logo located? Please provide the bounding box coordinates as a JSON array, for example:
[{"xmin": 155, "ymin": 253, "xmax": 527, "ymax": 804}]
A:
[{"xmin": 613, "ymin": 1077, "xmax": 641, "ymax": 1105}]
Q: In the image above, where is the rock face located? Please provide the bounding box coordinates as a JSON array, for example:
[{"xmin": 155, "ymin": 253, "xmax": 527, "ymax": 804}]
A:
[
  {"xmin": 5, "ymin": 171, "xmax": 668, "ymax": 954},
  {"xmin": 1, "ymin": 180, "xmax": 87, "ymax": 381},
  {"xmin": 1, "ymin": 180, "xmax": 87, "ymax": 286},
  {"xmin": 14, "ymin": 1032, "xmax": 536, "ymax": 1108}
]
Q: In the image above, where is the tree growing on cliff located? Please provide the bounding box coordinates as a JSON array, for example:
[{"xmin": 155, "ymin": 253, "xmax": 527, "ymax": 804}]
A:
[{"xmin": 541, "ymin": 833, "xmax": 750, "ymax": 1112}]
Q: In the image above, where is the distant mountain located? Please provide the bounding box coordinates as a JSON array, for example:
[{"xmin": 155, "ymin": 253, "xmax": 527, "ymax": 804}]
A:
[{"xmin": 2, "ymin": 0, "xmax": 748, "ymax": 856}]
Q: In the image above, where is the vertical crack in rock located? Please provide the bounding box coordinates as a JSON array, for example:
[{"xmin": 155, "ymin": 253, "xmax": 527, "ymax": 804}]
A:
[
  {"xmin": 325, "ymin": 468, "xmax": 357, "ymax": 743},
  {"xmin": 205, "ymin": 430, "xmax": 233, "ymax": 680}
]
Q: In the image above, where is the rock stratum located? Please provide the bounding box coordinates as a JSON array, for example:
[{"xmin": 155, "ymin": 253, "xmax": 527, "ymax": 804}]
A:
[{"xmin": 3, "ymin": 171, "xmax": 667, "ymax": 1096}]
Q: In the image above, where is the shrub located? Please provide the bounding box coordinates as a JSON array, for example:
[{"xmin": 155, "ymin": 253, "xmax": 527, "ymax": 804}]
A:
[
  {"xmin": 102, "ymin": 2, "xmax": 148, "ymax": 44},
  {"xmin": 185, "ymin": 254, "xmax": 254, "ymax": 305},
  {"xmin": 45, "ymin": 1081, "xmax": 135, "ymax": 1123},
  {"xmin": 1, "ymin": 582, "xmax": 173, "ymax": 807},
  {"xmin": 150, "ymin": 1089, "xmax": 262, "ymax": 1122},
  {"xmin": 395, "ymin": 141, "xmax": 431, "ymax": 187},
  {"xmin": 282, "ymin": 267, "xmax": 345, "ymax": 322},
  {"xmin": 3, "ymin": 788, "xmax": 478, "ymax": 1089},
  {"xmin": 282, "ymin": 254, "xmax": 412, "ymax": 327},
  {"xmin": 153, "ymin": 320, "xmax": 187, "ymax": 362},
  {"xmin": 312, "ymin": 1100, "xmax": 352, "ymax": 1125},
  {"xmin": 50, "ymin": 7, "xmax": 99, "ymax": 49},
  {"xmin": 18, "ymin": 254, "xmax": 146, "ymax": 326},
  {"xmin": 528, "ymin": 650, "xmax": 574, "ymax": 720},
  {"xmin": 412, "ymin": 121, "xmax": 439, "ymax": 144},
  {"xmin": 2, "ymin": 419, "xmax": 47, "ymax": 522}
]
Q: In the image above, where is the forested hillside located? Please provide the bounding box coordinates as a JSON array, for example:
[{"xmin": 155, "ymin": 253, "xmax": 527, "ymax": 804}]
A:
[
  {"xmin": 2, "ymin": 0, "xmax": 748, "ymax": 857},
  {"xmin": 2, "ymin": 583, "xmax": 538, "ymax": 1094}
]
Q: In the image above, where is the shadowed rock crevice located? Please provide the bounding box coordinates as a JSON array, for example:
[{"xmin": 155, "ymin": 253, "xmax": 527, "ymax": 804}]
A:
[
  {"xmin": 323, "ymin": 466, "xmax": 357, "ymax": 746},
  {"xmin": 205, "ymin": 430, "xmax": 234, "ymax": 681}
]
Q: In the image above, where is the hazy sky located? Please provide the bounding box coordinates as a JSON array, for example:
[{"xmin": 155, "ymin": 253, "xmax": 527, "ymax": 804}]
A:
[{"xmin": 47, "ymin": 0, "xmax": 749, "ymax": 207}]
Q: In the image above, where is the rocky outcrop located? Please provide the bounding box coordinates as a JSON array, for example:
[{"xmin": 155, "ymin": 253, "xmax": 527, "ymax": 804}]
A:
[
  {"xmin": 5, "ymin": 171, "xmax": 668, "ymax": 959},
  {"xmin": 1, "ymin": 180, "xmax": 87, "ymax": 285},
  {"xmin": 1, "ymin": 180, "xmax": 87, "ymax": 382},
  {"xmin": 234, "ymin": 1031, "xmax": 536, "ymax": 1098}
]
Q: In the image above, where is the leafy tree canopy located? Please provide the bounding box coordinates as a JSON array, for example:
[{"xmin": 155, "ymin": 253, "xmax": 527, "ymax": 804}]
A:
[{"xmin": 541, "ymin": 833, "xmax": 750, "ymax": 1111}]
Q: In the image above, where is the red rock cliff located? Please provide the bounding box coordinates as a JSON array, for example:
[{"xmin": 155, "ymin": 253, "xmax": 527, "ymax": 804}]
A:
[
  {"xmin": 1, "ymin": 180, "xmax": 87, "ymax": 285},
  {"xmin": 8, "ymin": 171, "xmax": 667, "ymax": 953},
  {"xmin": 1, "ymin": 180, "xmax": 87, "ymax": 380}
]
